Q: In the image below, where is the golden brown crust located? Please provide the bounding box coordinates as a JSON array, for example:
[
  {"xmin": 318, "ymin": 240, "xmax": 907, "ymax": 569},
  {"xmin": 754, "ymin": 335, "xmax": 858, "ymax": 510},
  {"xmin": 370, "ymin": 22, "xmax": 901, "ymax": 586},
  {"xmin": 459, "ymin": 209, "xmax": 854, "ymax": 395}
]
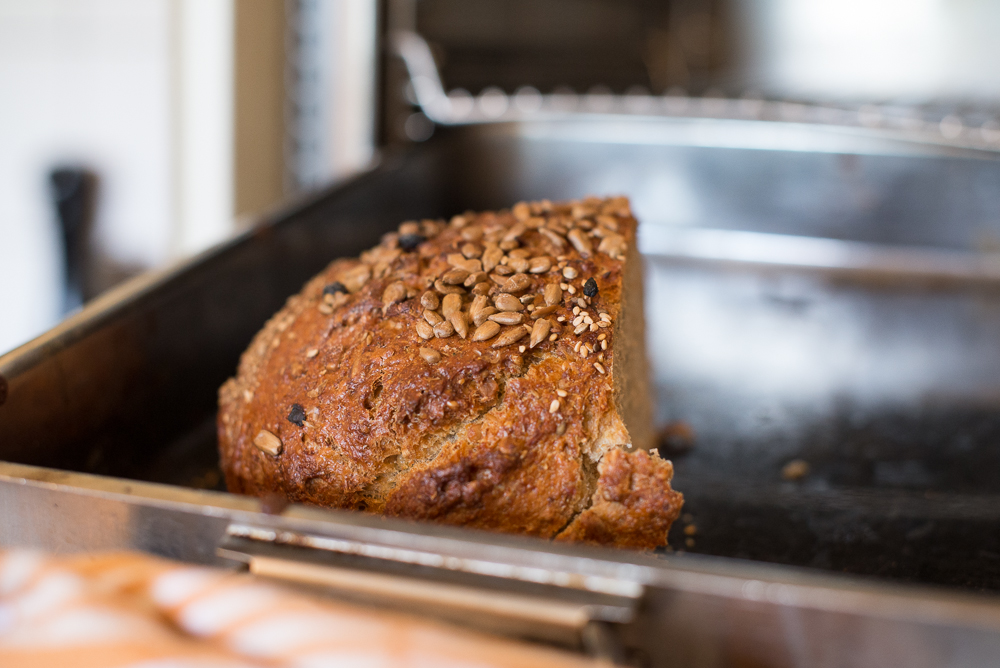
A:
[
  {"xmin": 218, "ymin": 197, "xmax": 683, "ymax": 548},
  {"xmin": 555, "ymin": 449, "xmax": 684, "ymax": 548}
]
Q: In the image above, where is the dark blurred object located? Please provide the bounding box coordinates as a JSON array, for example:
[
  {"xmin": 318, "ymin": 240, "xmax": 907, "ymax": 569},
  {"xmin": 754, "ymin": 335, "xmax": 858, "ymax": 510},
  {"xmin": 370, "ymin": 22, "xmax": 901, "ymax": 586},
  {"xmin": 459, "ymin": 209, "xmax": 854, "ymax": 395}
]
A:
[
  {"xmin": 48, "ymin": 167, "xmax": 97, "ymax": 313},
  {"xmin": 657, "ymin": 420, "xmax": 697, "ymax": 457},
  {"xmin": 417, "ymin": 0, "xmax": 729, "ymax": 94},
  {"xmin": 383, "ymin": 0, "xmax": 730, "ymax": 143}
]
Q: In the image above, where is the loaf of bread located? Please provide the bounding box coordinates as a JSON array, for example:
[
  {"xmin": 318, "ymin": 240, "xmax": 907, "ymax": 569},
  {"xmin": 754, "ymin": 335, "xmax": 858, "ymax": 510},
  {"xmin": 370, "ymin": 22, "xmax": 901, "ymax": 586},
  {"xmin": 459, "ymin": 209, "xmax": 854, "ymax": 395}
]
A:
[{"xmin": 218, "ymin": 196, "xmax": 683, "ymax": 549}]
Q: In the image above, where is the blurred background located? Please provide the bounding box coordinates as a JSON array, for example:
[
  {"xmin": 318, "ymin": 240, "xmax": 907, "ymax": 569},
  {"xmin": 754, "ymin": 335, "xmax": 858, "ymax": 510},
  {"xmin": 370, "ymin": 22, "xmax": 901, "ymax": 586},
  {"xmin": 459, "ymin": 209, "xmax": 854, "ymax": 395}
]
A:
[{"xmin": 4, "ymin": 0, "xmax": 1000, "ymax": 354}]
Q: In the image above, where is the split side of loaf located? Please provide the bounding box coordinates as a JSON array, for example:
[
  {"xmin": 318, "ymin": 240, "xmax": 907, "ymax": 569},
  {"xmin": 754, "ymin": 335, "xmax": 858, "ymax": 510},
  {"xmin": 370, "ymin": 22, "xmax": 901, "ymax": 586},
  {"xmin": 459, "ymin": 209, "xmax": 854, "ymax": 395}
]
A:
[{"xmin": 218, "ymin": 196, "xmax": 683, "ymax": 549}]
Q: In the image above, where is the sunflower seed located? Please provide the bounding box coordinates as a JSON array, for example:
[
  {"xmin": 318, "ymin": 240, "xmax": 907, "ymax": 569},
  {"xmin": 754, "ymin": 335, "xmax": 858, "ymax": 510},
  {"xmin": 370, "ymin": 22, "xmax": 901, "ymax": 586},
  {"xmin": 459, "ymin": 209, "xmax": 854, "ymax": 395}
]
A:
[
  {"xmin": 473, "ymin": 307, "xmax": 497, "ymax": 326},
  {"xmin": 447, "ymin": 255, "xmax": 482, "ymax": 273},
  {"xmin": 382, "ymin": 281, "xmax": 407, "ymax": 312},
  {"xmin": 482, "ymin": 246, "xmax": 504, "ymax": 272},
  {"xmin": 492, "ymin": 326, "xmax": 528, "ymax": 348},
  {"xmin": 472, "ymin": 320, "xmax": 501, "ymax": 341},
  {"xmin": 253, "ymin": 430, "xmax": 282, "ymax": 456},
  {"xmin": 420, "ymin": 291, "xmax": 440, "ymax": 310},
  {"xmin": 489, "ymin": 311, "xmax": 524, "ymax": 326},
  {"xmin": 461, "ymin": 225, "xmax": 484, "ymax": 242},
  {"xmin": 441, "ymin": 268, "xmax": 469, "ymax": 285},
  {"xmin": 531, "ymin": 305, "xmax": 557, "ymax": 319},
  {"xmin": 461, "ymin": 243, "xmax": 482, "ymax": 259},
  {"xmin": 567, "ymin": 229, "xmax": 593, "ymax": 257},
  {"xmin": 530, "ymin": 318, "xmax": 551, "ymax": 348},
  {"xmin": 538, "ymin": 227, "xmax": 566, "ymax": 249},
  {"xmin": 508, "ymin": 256, "xmax": 530, "ymax": 273},
  {"xmin": 503, "ymin": 222, "xmax": 527, "ymax": 242},
  {"xmin": 528, "ymin": 256, "xmax": 552, "ymax": 273},
  {"xmin": 434, "ymin": 320, "xmax": 455, "ymax": 338},
  {"xmin": 494, "ymin": 293, "xmax": 524, "ymax": 312},
  {"xmin": 562, "ymin": 266, "xmax": 578, "ymax": 280},
  {"xmin": 450, "ymin": 311, "xmax": 469, "ymax": 338},
  {"xmin": 543, "ymin": 283, "xmax": 562, "ymax": 306},
  {"xmin": 340, "ymin": 264, "xmax": 372, "ymax": 292},
  {"xmin": 424, "ymin": 310, "xmax": 444, "ymax": 325},
  {"xmin": 441, "ymin": 293, "xmax": 463, "ymax": 318},
  {"xmin": 416, "ymin": 321, "xmax": 434, "ymax": 339},
  {"xmin": 500, "ymin": 273, "xmax": 532, "ymax": 293},
  {"xmin": 464, "ymin": 271, "xmax": 488, "ymax": 287},
  {"xmin": 549, "ymin": 399, "xmax": 560, "ymax": 413},
  {"xmin": 419, "ymin": 347, "xmax": 441, "ymax": 363},
  {"xmin": 435, "ymin": 279, "xmax": 464, "ymax": 295}
]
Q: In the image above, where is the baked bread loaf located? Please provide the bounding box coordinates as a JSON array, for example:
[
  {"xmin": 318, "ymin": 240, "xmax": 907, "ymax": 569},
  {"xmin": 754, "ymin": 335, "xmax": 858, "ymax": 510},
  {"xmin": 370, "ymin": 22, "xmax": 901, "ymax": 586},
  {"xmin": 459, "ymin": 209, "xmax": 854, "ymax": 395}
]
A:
[{"xmin": 218, "ymin": 196, "xmax": 683, "ymax": 549}]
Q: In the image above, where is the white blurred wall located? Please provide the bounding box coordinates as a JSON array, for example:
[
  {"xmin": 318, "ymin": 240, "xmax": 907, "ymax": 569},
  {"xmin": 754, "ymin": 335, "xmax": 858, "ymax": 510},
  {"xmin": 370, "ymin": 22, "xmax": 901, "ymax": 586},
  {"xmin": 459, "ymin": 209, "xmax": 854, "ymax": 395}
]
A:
[
  {"xmin": 736, "ymin": 0, "xmax": 1000, "ymax": 102},
  {"xmin": 0, "ymin": 0, "xmax": 377, "ymax": 355},
  {"xmin": 0, "ymin": 0, "xmax": 174, "ymax": 353}
]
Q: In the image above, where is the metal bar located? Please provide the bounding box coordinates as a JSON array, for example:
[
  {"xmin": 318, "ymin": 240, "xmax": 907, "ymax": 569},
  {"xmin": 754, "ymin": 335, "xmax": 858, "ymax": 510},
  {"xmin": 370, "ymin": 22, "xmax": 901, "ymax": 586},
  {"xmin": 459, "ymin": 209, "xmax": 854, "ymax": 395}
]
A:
[{"xmin": 640, "ymin": 226, "xmax": 1000, "ymax": 285}]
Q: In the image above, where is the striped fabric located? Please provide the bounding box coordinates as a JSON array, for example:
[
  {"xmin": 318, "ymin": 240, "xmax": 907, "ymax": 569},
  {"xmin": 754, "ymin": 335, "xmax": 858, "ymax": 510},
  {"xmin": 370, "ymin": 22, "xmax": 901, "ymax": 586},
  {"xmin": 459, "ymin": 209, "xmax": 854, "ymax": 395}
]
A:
[{"xmin": 0, "ymin": 551, "xmax": 606, "ymax": 668}]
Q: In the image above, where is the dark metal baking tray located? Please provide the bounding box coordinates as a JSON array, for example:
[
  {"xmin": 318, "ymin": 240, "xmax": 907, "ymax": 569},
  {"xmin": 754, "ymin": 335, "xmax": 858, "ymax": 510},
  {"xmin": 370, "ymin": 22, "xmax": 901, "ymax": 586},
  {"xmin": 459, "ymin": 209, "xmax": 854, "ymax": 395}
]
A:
[{"xmin": 4, "ymin": 116, "xmax": 1000, "ymax": 666}]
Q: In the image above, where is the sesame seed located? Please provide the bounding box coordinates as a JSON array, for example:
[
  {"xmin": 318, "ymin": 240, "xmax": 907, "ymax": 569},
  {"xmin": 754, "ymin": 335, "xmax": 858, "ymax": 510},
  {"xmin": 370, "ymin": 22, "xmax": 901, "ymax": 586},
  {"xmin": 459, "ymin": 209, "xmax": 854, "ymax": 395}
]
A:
[
  {"xmin": 600, "ymin": 312, "xmax": 611, "ymax": 321},
  {"xmin": 549, "ymin": 399, "xmax": 560, "ymax": 413},
  {"xmin": 597, "ymin": 321, "xmax": 610, "ymax": 328},
  {"xmin": 594, "ymin": 362, "xmax": 605, "ymax": 374},
  {"xmin": 305, "ymin": 348, "xmax": 319, "ymax": 358},
  {"xmin": 601, "ymin": 339, "xmax": 607, "ymax": 350},
  {"xmin": 574, "ymin": 341, "xmax": 581, "ymax": 352},
  {"xmin": 574, "ymin": 324, "xmax": 587, "ymax": 335},
  {"xmin": 563, "ymin": 266, "xmax": 578, "ymax": 279},
  {"xmin": 590, "ymin": 323, "xmax": 599, "ymax": 332},
  {"xmin": 556, "ymin": 389, "xmax": 568, "ymax": 397},
  {"xmin": 598, "ymin": 333, "xmax": 606, "ymax": 340},
  {"xmin": 549, "ymin": 333, "xmax": 557, "ymax": 341},
  {"xmin": 567, "ymin": 285, "xmax": 576, "ymax": 295},
  {"xmin": 584, "ymin": 316, "xmax": 594, "ymax": 325},
  {"xmin": 572, "ymin": 306, "xmax": 581, "ymax": 315},
  {"xmin": 447, "ymin": 400, "xmax": 458, "ymax": 409},
  {"xmin": 518, "ymin": 345, "xmax": 526, "ymax": 353},
  {"xmin": 557, "ymin": 316, "xmax": 566, "ymax": 322},
  {"xmin": 560, "ymin": 282, "xmax": 569, "ymax": 290}
]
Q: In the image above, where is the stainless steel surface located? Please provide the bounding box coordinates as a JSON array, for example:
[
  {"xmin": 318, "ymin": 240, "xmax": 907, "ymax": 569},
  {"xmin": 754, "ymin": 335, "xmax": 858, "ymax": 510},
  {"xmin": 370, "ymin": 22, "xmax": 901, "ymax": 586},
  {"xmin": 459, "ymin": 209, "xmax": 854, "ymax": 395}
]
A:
[
  {"xmin": 392, "ymin": 30, "xmax": 1000, "ymax": 154},
  {"xmin": 4, "ymin": 115, "xmax": 1000, "ymax": 664},
  {"xmin": 3, "ymin": 459, "xmax": 1000, "ymax": 666}
]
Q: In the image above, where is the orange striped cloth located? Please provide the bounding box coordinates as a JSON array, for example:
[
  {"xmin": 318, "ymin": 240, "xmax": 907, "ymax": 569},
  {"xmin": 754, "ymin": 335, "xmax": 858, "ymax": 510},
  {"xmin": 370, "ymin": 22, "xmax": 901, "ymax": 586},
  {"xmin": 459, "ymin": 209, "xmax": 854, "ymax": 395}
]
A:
[{"xmin": 0, "ymin": 550, "xmax": 608, "ymax": 668}]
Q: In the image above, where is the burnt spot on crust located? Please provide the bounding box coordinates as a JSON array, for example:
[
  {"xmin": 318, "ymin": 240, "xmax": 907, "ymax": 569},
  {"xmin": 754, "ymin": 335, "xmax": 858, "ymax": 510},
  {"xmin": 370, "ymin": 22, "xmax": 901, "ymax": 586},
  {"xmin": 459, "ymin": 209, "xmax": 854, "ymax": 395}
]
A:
[
  {"xmin": 323, "ymin": 281, "xmax": 347, "ymax": 296},
  {"xmin": 398, "ymin": 233, "xmax": 426, "ymax": 252},
  {"xmin": 287, "ymin": 403, "xmax": 306, "ymax": 427}
]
